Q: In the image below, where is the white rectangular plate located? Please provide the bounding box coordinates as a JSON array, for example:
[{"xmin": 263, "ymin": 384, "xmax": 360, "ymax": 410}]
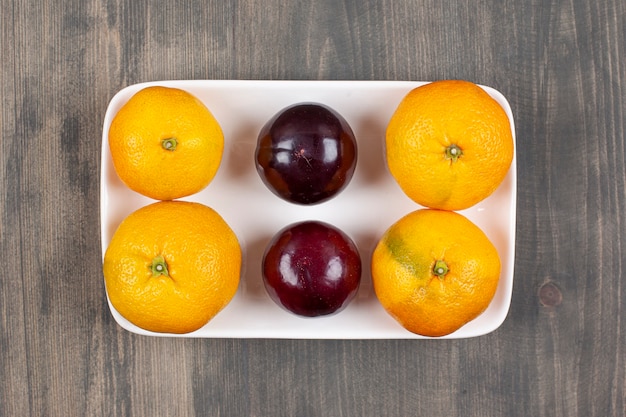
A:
[{"xmin": 101, "ymin": 80, "xmax": 516, "ymax": 339}]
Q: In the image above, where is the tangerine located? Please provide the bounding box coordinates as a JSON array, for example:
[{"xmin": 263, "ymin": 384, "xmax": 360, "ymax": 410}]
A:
[
  {"xmin": 371, "ymin": 209, "xmax": 501, "ymax": 337},
  {"xmin": 108, "ymin": 86, "xmax": 224, "ymax": 200},
  {"xmin": 386, "ymin": 80, "xmax": 514, "ymax": 210},
  {"xmin": 103, "ymin": 201, "xmax": 241, "ymax": 334}
]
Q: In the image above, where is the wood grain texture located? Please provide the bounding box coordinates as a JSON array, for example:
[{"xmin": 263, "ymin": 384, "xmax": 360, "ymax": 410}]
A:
[{"xmin": 1, "ymin": 0, "xmax": 624, "ymax": 416}]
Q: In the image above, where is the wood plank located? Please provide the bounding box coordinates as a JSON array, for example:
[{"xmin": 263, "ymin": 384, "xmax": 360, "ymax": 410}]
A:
[{"xmin": 0, "ymin": 0, "xmax": 623, "ymax": 415}]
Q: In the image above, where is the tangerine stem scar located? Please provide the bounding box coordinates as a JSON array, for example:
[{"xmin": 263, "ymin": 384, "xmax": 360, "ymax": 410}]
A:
[
  {"xmin": 162, "ymin": 138, "xmax": 178, "ymax": 151},
  {"xmin": 433, "ymin": 259, "xmax": 449, "ymax": 278},
  {"xmin": 151, "ymin": 255, "xmax": 170, "ymax": 277}
]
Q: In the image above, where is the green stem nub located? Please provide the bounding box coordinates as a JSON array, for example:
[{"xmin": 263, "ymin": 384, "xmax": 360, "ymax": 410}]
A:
[
  {"xmin": 445, "ymin": 144, "xmax": 463, "ymax": 162},
  {"xmin": 433, "ymin": 260, "xmax": 449, "ymax": 279},
  {"xmin": 162, "ymin": 138, "xmax": 178, "ymax": 151},
  {"xmin": 151, "ymin": 255, "xmax": 169, "ymax": 277}
]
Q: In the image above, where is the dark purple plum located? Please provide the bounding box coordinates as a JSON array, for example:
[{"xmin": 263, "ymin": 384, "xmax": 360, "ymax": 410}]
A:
[
  {"xmin": 262, "ymin": 221, "xmax": 362, "ymax": 317},
  {"xmin": 255, "ymin": 103, "xmax": 357, "ymax": 205}
]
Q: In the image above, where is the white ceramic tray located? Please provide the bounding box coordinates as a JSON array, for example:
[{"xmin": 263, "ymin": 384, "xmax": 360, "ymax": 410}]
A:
[{"xmin": 100, "ymin": 80, "xmax": 516, "ymax": 339}]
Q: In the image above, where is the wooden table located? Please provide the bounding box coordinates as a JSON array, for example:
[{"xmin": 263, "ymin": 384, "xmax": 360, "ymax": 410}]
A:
[{"xmin": 2, "ymin": 1, "xmax": 624, "ymax": 415}]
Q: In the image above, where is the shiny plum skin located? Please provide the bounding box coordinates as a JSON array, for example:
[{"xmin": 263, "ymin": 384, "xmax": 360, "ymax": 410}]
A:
[
  {"xmin": 255, "ymin": 103, "xmax": 358, "ymax": 205},
  {"xmin": 262, "ymin": 221, "xmax": 362, "ymax": 317}
]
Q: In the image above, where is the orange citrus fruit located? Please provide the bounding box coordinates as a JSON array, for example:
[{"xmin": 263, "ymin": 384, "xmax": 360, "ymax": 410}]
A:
[
  {"xmin": 371, "ymin": 209, "xmax": 501, "ymax": 337},
  {"xmin": 386, "ymin": 80, "xmax": 514, "ymax": 211},
  {"xmin": 103, "ymin": 201, "xmax": 241, "ymax": 334},
  {"xmin": 108, "ymin": 86, "xmax": 224, "ymax": 200}
]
